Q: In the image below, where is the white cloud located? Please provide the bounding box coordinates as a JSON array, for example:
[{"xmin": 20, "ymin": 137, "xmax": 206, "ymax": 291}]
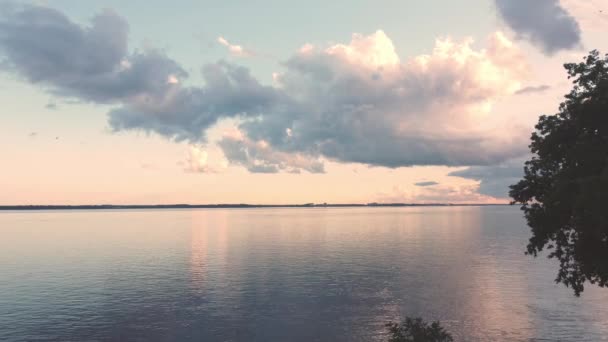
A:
[
  {"xmin": 217, "ymin": 36, "xmax": 254, "ymax": 57},
  {"xmin": 241, "ymin": 30, "xmax": 529, "ymax": 168},
  {"xmin": 323, "ymin": 30, "xmax": 400, "ymax": 69},
  {"xmin": 167, "ymin": 74, "xmax": 179, "ymax": 84},
  {"xmin": 0, "ymin": 4, "xmax": 534, "ymax": 174},
  {"xmin": 184, "ymin": 145, "xmax": 227, "ymax": 173}
]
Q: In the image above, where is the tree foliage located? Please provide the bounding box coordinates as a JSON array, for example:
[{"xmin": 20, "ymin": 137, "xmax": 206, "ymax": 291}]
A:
[
  {"xmin": 510, "ymin": 50, "xmax": 608, "ymax": 295},
  {"xmin": 386, "ymin": 317, "xmax": 453, "ymax": 342}
]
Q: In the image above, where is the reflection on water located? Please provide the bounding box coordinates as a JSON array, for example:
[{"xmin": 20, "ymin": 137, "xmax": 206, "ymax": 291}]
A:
[
  {"xmin": 1, "ymin": 207, "xmax": 608, "ymax": 341},
  {"xmin": 190, "ymin": 217, "xmax": 207, "ymax": 293}
]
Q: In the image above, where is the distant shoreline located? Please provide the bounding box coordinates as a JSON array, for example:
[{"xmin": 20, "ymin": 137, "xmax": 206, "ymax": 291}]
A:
[{"xmin": 0, "ymin": 203, "xmax": 510, "ymax": 211}]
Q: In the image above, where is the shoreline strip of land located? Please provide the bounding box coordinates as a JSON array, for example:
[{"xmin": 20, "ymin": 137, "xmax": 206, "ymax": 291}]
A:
[{"xmin": 0, "ymin": 203, "xmax": 509, "ymax": 211}]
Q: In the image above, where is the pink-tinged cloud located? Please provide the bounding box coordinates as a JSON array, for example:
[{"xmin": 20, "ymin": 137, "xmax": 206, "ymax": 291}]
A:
[
  {"xmin": 183, "ymin": 146, "xmax": 227, "ymax": 173},
  {"xmin": 376, "ymin": 183, "xmax": 504, "ymax": 204},
  {"xmin": 238, "ymin": 30, "xmax": 529, "ymax": 169},
  {"xmin": 217, "ymin": 36, "xmax": 254, "ymax": 57},
  {"xmin": 323, "ymin": 30, "xmax": 400, "ymax": 68},
  {"xmin": 0, "ymin": 5, "xmax": 532, "ymax": 174}
]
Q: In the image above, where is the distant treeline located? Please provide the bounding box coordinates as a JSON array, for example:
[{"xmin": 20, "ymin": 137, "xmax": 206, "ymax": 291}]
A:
[{"xmin": 0, "ymin": 203, "xmax": 507, "ymax": 211}]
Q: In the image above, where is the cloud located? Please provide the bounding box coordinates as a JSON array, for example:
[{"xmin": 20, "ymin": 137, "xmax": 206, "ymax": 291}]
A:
[
  {"xmin": 448, "ymin": 158, "xmax": 525, "ymax": 198},
  {"xmin": 0, "ymin": 4, "xmax": 278, "ymax": 143},
  {"xmin": 241, "ymin": 30, "xmax": 529, "ymax": 168},
  {"xmin": 0, "ymin": 5, "xmax": 532, "ymax": 173},
  {"xmin": 217, "ymin": 129, "xmax": 325, "ymax": 173},
  {"xmin": 107, "ymin": 61, "xmax": 279, "ymax": 142},
  {"xmin": 217, "ymin": 36, "xmax": 254, "ymax": 57},
  {"xmin": 376, "ymin": 184, "xmax": 499, "ymax": 204},
  {"xmin": 494, "ymin": 0, "xmax": 581, "ymax": 55},
  {"xmin": 45, "ymin": 101, "xmax": 57, "ymax": 110},
  {"xmin": 0, "ymin": 4, "xmax": 186, "ymax": 103},
  {"xmin": 515, "ymin": 84, "xmax": 551, "ymax": 95},
  {"xmin": 414, "ymin": 181, "xmax": 439, "ymax": 187},
  {"xmin": 183, "ymin": 145, "xmax": 227, "ymax": 173}
]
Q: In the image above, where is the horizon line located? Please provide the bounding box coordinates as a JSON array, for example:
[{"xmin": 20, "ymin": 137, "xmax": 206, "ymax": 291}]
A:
[{"xmin": 0, "ymin": 202, "xmax": 511, "ymax": 211}]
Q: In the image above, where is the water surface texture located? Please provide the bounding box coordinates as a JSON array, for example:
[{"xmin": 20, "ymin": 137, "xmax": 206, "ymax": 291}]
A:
[{"xmin": 1, "ymin": 207, "xmax": 607, "ymax": 341}]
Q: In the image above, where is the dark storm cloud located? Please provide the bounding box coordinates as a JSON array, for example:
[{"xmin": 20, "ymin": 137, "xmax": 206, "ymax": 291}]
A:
[
  {"xmin": 495, "ymin": 0, "xmax": 581, "ymax": 54},
  {"xmin": 448, "ymin": 159, "xmax": 525, "ymax": 198}
]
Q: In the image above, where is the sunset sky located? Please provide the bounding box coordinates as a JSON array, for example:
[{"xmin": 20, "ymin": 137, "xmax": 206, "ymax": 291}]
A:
[{"xmin": 1, "ymin": 0, "xmax": 607, "ymax": 205}]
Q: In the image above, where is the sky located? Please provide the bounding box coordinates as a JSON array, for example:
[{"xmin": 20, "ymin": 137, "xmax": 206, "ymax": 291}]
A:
[{"xmin": 0, "ymin": 0, "xmax": 607, "ymax": 205}]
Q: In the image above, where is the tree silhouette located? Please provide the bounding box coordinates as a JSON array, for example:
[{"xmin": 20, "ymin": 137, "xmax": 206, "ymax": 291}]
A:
[
  {"xmin": 386, "ymin": 317, "xmax": 453, "ymax": 342},
  {"xmin": 510, "ymin": 50, "xmax": 608, "ymax": 296}
]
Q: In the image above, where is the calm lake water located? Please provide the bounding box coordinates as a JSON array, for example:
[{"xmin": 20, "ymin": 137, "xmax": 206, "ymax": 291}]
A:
[{"xmin": 1, "ymin": 206, "xmax": 607, "ymax": 341}]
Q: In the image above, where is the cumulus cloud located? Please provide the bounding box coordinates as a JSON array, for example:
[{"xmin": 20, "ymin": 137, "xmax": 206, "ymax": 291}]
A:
[
  {"xmin": 414, "ymin": 181, "xmax": 439, "ymax": 187},
  {"xmin": 217, "ymin": 36, "xmax": 254, "ymax": 57},
  {"xmin": 184, "ymin": 145, "xmax": 227, "ymax": 173},
  {"xmin": 0, "ymin": 4, "xmax": 278, "ymax": 142},
  {"xmin": 0, "ymin": 5, "xmax": 185, "ymax": 103},
  {"xmin": 218, "ymin": 129, "xmax": 325, "ymax": 173},
  {"xmin": 515, "ymin": 84, "xmax": 551, "ymax": 95},
  {"xmin": 494, "ymin": 0, "xmax": 581, "ymax": 55},
  {"xmin": 0, "ymin": 4, "xmax": 532, "ymax": 173},
  {"xmin": 242, "ymin": 30, "xmax": 529, "ymax": 167},
  {"xmin": 107, "ymin": 61, "xmax": 279, "ymax": 142},
  {"xmin": 448, "ymin": 158, "xmax": 525, "ymax": 198}
]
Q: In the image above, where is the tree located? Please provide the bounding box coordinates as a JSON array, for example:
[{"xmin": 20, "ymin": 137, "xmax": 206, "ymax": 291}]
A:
[
  {"xmin": 510, "ymin": 50, "xmax": 608, "ymax": 296},
  {"xmin": 386, "ymin": 317, "xmax": 453, "ymax": 342}
]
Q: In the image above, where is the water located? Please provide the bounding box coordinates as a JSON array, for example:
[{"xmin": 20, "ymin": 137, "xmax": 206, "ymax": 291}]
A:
[{"xmin": 1, "ymin": 206, "xmax": 607, "ymax": 341}]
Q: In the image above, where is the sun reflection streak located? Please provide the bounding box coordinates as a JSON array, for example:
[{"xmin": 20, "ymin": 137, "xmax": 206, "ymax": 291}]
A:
[
  {"xmin": 190, "ymin": 215, "xmax": 208, "ymax": 292},
  {"xmin": 190, "ymin": 210, "xmax": 230, "ymax": 292}
]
